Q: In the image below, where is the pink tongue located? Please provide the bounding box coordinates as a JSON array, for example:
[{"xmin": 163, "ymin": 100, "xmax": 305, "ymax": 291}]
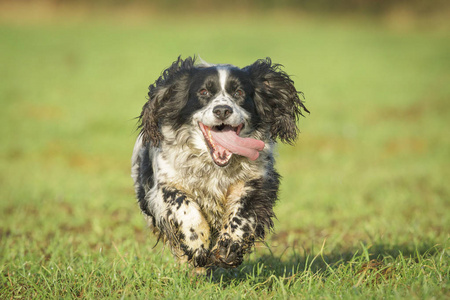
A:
[{"xmin": 210, "ymin": 128, "xmax": 265, "ymax": 161}]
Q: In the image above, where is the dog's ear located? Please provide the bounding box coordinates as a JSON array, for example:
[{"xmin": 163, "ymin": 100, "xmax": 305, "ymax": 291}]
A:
[
  {"xmin": 244, "ymin": 58, "xmax": 309, "ymax": 144},
  {"xmin": 139, "ymin": 56, "xmax": 195, "ymax": 146}
]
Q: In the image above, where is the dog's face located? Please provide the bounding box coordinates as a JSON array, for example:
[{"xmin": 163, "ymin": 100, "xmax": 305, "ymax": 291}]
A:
[
  {"xmin": 190, "ymin": 67, "xmax": 256, "ymax": 132},
  {"xmin": 139, "ymin": 57, "xmax": 308, "ymax": 167},
  {"xmin": 190, "ymin": 67, "xmax": 264, "ymax": 166}
]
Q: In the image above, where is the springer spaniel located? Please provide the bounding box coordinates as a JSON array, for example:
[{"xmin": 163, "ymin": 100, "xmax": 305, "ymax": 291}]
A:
[{"xmin": 132, "ymin": 56, "xmax": 308, "ymax": 272}]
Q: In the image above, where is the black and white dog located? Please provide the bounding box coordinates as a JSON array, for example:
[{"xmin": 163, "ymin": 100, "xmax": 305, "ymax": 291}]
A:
[{"xmin": 132, "ymin": 56, "xmax": 308, "ymax": 271}]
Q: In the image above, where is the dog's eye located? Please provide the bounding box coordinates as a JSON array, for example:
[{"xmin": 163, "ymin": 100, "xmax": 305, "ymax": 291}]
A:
[
  {"xmin": 199, "ymin": 89, "xmax": 210, "ymax": 96},
  {"xmin": 234, "ymin": 90, "xmax": 244, "ymax": 97}
]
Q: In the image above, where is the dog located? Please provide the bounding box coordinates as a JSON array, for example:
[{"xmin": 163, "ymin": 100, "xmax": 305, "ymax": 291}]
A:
[{"xmin": 131, "ymin": 56, "xmax": 308, "ymax": 272}]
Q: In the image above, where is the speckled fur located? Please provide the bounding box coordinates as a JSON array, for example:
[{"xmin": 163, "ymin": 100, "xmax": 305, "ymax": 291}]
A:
[{"xmin": 132, "ymin": 56, "xmax": 308, "ymax": 270}]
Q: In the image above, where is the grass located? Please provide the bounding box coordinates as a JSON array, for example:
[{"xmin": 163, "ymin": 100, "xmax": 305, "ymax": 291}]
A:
[{"xmin": 1, "ymin": 8, "xmax": 449, "ymax": 299}]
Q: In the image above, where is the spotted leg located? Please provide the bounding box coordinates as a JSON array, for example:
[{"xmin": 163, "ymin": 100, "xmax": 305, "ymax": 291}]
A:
[
  {"xmin": 148, "ymin": 185, "xmax": 212, "ymax": 268},
  {"xmin": 211, "ymin": 171, "xmax": 280, "ymax": 268}
]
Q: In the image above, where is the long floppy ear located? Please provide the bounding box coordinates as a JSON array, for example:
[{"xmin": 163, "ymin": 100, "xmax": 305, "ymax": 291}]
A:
[
  {"xmin": 244, "ymin": 58, "xmax": 309, "ymax": 144},
  {"xmin": 138, "ymin": 56, "xmax": 195, "ymax": 146}
]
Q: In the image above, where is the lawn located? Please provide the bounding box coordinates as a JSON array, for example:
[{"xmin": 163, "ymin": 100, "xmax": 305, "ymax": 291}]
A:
[{"xmin": 0, "ymin": 8, "xmax": 449, "ymax": 299}]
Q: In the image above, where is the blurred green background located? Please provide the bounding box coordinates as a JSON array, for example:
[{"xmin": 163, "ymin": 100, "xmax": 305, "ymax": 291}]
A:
[{"xmin": 0, "ymin": 0, "xmax": 449, "ymax": 297}]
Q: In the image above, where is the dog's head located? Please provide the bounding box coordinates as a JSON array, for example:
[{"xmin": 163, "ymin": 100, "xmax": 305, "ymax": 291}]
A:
[{"xmin": 139, "ymin": 56, "xmax": 308, "ymax": 167}]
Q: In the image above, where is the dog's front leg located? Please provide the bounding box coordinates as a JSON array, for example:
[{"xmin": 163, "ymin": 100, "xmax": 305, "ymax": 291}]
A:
[
  {"xmin": 211, "ymin": 173, "xmax": 280, "ymax": 268},
  {"xmin": 151, "ymin": 185, "xmax": 212, "ymax": 268}
]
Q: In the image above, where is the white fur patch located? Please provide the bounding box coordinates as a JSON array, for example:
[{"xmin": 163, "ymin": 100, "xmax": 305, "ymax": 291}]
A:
[
  {"xmin": 218, "ymin": 68, "xmax": 228, "ymax": 93},
  {"xmin": 131, "ymin": 133, "xmax": 144, "ymax": 184}
]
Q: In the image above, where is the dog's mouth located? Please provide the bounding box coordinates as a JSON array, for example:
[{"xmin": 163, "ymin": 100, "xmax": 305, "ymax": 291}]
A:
[{"xmin": 198, "ymin": 122, "xmax": 265, "ymax": 167}]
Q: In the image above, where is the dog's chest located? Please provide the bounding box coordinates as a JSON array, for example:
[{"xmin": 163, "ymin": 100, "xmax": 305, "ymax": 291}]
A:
[{"xmin": 154, "ymin": 150, "xmax": 260, "ymax": 228}]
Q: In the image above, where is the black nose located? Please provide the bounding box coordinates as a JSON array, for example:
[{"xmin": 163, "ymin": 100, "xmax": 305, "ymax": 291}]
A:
[{"xmin": 213, "ymin": 105, "xmax": 233, "ymax": 120}]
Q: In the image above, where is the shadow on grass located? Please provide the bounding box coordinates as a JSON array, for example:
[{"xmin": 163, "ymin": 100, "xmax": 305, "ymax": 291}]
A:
[{"xmin": 207, "ymin": 241, "xmax": 442, "ymax": 285}]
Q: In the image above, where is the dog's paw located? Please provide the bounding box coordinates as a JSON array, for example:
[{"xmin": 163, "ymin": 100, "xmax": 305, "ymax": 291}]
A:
[
  {"xmin": 210, "ymin": 238, "xmax": 244, "ymax": 268},
  {"xmin": 191, "ymin": 246, "xmax": 210, "ymax": 267}
]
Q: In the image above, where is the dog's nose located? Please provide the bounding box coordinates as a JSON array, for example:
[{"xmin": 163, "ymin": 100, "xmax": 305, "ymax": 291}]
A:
[{"xmin": 213, "ymin": 105, "xmax": 233, "ymax": 120}]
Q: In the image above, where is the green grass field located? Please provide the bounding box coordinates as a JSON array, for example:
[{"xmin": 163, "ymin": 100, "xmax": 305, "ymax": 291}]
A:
[{"xmin": 1, "ymin": 9, "xmax": 449, "ymax": 299}]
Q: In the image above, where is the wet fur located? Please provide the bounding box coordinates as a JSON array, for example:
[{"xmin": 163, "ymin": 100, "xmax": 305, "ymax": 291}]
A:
[{"xmin": 132, "ymin": 56, "xmax": 308, "ymax": 270}]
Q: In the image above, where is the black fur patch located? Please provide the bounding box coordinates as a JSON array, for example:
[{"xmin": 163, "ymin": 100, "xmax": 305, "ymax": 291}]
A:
[
  {"xmin": 244, "ymin": 58, "xmax": 309, "ymax": 144},
  {"xmin": 136, "ymin": 145, "xmax": 153, "ymax": 218},
  {"xmin": 234, "ymin": 167, "xmax": 281, "ymax": 240}
]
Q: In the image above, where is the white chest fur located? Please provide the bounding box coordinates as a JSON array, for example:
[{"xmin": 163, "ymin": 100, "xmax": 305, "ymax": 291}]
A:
[{"xmin": 152, "ymin": 125, "xmax": 271, "ymax": 228}]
